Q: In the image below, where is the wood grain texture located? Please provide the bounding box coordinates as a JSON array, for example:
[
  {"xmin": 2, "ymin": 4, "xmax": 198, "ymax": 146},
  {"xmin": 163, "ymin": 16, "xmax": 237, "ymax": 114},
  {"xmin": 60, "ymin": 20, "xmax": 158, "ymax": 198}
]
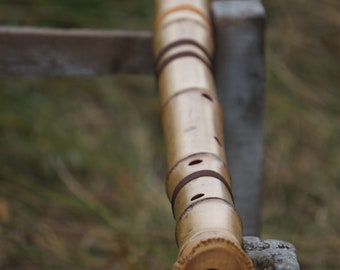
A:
[
  {"xmin": 0, "ymin": 26, "xmax": 153, "ymax": 76},
  {"xmin": 213, "ymin": 0, "xmax": 266, "ymax": 237},
  {"xmin": 154, "ymin": 1, "xmax": 255, "ymax": 269}
]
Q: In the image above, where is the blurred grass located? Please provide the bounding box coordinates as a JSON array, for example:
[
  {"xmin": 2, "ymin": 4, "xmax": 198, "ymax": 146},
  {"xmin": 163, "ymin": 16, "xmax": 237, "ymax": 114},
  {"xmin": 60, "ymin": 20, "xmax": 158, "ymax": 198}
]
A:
[
  {"xmin": 262, "ymin": 0, "xmax": 340, "ymax": 269},
  {"xmin": 0, "ymin": 0, "xmax": 339, "ymax": 270},
  {"xmin": 0, "ymin": 75, "xmax": 176, "ymax": 269}
]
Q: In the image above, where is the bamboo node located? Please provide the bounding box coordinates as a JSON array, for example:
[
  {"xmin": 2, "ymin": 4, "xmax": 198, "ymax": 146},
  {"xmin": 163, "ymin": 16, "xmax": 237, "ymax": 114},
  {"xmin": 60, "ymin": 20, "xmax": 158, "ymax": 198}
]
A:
[
  {"xmin": 174, "ymin": 234, "xmax": 255, "ymax": 270},
  {"xmin": 154, "ymin": 4, "xmax": 212, "ymax": 31}
]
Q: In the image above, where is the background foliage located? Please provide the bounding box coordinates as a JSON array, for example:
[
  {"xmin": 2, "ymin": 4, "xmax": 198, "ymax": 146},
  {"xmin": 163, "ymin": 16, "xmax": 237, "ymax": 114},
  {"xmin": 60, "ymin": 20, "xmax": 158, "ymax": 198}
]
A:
[{"xmin": 0, "ymin": 0, "xmax": 339, "ymax": 269}]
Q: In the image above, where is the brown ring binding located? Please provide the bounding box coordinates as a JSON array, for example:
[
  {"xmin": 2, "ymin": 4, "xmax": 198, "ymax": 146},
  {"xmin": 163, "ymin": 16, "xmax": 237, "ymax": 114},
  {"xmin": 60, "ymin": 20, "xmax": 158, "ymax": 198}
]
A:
[
  {"xmin": 156, "ymin": 50, "xmax": 213, "ymax": 76},
  {"xmin": 154, "ymin": 4, "xmax": 212, "ymax": 31},
  {"xmin": 154, "ymin": 1, "xmax": 255, "ymax": 269},
  {"xmin": 154, "ymin": 38, "xmax": 213, "ymax": 66},
  {"xmin": 170, "ymin": 169, "xmax": 233, "ymax": 208}
]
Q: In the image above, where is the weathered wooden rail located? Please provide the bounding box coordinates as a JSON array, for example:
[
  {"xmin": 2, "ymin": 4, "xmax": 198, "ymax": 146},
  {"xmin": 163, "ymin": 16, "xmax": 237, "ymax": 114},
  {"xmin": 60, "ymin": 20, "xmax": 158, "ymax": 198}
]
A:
[
  {"xmin": 0, "ymin": 0, "xmax": 299, "ymax": 269},
  {"xmin": 0, "ymin": 27, "xmax": 153, "ymax": 76}
]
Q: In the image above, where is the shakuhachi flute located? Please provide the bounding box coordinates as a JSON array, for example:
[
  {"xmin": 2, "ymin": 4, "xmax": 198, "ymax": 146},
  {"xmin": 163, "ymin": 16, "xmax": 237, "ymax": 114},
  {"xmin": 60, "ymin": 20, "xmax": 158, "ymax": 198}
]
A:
[{"xmin": 153, "ymin": 0, "xmax": 255, "ymax": 270}]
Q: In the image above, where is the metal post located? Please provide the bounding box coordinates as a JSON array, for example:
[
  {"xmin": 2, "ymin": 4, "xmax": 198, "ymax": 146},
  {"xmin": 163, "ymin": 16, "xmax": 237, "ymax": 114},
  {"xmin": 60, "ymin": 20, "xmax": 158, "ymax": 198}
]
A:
[{"xmin": 212, "ymin": 0, "xmax": 266, "ymax": 236}]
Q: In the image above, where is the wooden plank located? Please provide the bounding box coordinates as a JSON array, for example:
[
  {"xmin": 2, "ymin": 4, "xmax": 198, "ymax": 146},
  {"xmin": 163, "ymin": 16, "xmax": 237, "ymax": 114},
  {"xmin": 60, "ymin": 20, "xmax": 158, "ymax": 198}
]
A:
[
  {"xmin": 0, "ymin": 26, "xmax": 153, "ymax": 76},
  {"xmin": 212, "ymin": 0, "xmax": 266, "ymax": 236}
]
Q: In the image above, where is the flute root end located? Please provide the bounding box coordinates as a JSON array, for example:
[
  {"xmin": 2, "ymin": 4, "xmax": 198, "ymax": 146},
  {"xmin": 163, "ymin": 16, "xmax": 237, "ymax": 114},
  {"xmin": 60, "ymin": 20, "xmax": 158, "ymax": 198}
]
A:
[{"xmin": 174, "ymin": 235, "xmax": 254, "ymax": 270}]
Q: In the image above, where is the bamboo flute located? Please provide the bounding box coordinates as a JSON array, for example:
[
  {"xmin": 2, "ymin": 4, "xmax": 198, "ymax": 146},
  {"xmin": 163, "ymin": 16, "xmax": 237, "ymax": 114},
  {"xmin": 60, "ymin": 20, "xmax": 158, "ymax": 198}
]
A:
[{"xmin": 153, "ymin": 1, "xmax": 255, "ymax": 269}]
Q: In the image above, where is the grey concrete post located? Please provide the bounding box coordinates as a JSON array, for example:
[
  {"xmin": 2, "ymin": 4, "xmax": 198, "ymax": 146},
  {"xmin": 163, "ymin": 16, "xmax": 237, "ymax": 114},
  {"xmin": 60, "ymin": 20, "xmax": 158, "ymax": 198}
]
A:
[
  {"xmin": 243, "ymin": 237, "xmax": 300, "ymax": 270},
  {"xmin": 212, "ymin": 0, "xmax": 266, "ymax": 236}
]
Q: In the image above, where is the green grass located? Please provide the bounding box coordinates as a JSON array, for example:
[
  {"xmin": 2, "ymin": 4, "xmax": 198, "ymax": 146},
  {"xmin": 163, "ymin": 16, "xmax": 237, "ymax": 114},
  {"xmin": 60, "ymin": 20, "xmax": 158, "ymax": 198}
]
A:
[
  {"xmin": 0, "ymin": 75, "xmax": 176, "ymax": 269},
  {"xmin": 0, "ymin": 1, "xmax": 339, "ymax": 269},
  {"xmin": 0, "ymin": 0, "xmax": 154, "ymax": 29},
  {"xmin": 262, "ymin": 0, "xmax": 340, "ymax": 269}
]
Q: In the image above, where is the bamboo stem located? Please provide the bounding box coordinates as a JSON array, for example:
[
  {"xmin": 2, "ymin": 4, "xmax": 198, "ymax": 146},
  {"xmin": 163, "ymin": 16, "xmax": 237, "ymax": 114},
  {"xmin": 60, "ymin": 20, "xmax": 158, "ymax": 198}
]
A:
[{"xmin": 154, "ymin": 0, "xmax": 255, "ymax": 269}]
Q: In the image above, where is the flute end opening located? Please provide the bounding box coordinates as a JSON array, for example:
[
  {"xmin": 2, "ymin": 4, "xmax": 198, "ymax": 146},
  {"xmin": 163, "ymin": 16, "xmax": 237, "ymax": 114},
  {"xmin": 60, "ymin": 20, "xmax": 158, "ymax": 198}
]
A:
[{"xmin": 173, "ymin": 232, "xmax": 254, "ymax": 270}]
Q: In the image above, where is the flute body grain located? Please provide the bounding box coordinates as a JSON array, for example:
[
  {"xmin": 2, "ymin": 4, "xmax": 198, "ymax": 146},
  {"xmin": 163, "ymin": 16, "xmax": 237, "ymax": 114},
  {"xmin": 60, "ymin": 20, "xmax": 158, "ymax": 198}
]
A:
[{"xmin": 154, "ymin": 1, "xmax": 255, "ymax": 269}]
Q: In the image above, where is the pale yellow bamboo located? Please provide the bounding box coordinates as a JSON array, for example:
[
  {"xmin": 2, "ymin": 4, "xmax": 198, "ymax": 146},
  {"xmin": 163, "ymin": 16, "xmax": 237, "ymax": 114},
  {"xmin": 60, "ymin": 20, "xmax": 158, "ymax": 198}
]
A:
[{"xmin": 154, "ymin": 1, "xmax": 255, "ymax": 269}]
